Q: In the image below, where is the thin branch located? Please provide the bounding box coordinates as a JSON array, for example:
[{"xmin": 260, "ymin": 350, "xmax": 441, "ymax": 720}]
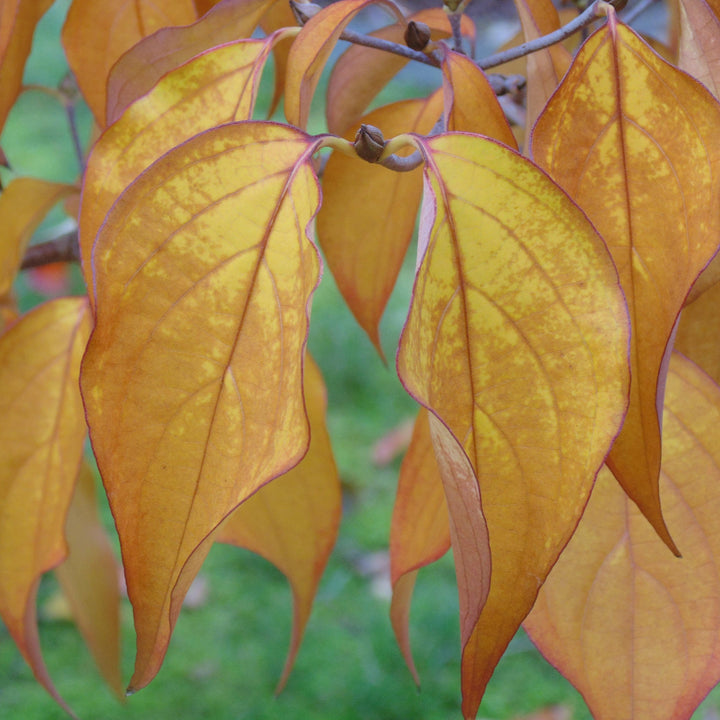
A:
[
  {"xmin": 449, "ymin": 13, "xmax": 464, "ymax": 53},
  {"xmin": 20, "ymin": 230, "xmax": 80, "ymax": 270},
  {"xmin": 338, "ymin": 26, "xmax": 441, "ymax": 67}
]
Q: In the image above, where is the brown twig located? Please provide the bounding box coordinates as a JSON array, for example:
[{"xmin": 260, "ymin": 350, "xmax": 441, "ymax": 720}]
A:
[{"xmin": 20, "ymin": 230, "xmax": 80, "ymax": 270}]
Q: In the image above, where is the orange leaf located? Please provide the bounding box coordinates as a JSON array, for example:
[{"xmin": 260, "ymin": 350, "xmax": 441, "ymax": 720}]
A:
[
  {"xmin": 80, "ymin": 122, "xmax": 322, "ymax": 692},
  {"xmin": 55, "ymin": 461, "xmax": 123, "ymax": 700},
  {"xmin": 440, "ymin": 47, "xmax": 518, "ymax": 148},
  {"xmin": 317, "ymin": 91, "xmax": 443, "ymax": 356},
  {"xmin": 216, "ymin": 354, "xmax": 341, "ymax": 691},
  {"xmin": 397, "ymin": 132, "xmax": 630, "ymax": 718},
  {"xmin": 105, "ymin": 0, "xmax": 277, "ymax": 124},
  {"xmin": 531, "ymin": 15, "xmax": 720, "ymax": 554},
  {"xmin": 678, "ymin": 0, "xmax": 720, "ymax": 98},
  {"xmin": 79, "ymin": 32, "xmax": 279, "ymax": 308},
  {"xmin": 326, "ymin": 8, "xmax": 476, "ymax": 137},
  {"xmin": 284, "ymin": 0, "xmax": 403, "ymax": 130},
  {"xmin": 525, "ymin": 353, "xmax": 720, "ymax": 720},
  {"xmin": 676, "ymin": 282, "xmax": 720, "ymax": 385},
  {"xmin": 389, "ymin": 407, "xmax": 449, "ymax": 684},
  {"xmin": 61, "ymin": 0, "xmax": 197, "ymax": 126},
  {"xmin": 0, "ymin": 0, "xmax": 53, "ymax": 134},
  {"xmin": 260, "ymin": 0, "xmax": 300, "ymax": 118},
  {"xmin": 0, "ymin": 297, "xmax": 91, "ymax": 717}
]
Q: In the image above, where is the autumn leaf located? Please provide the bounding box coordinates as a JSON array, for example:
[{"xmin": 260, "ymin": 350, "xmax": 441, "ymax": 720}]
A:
[
  {"xmin": 105, "ymin": 0, "xmax": 277, "ymax": 124},
  {"xmin": 80, "ymin": 121, "xmax": 323, "ymax": 692},
  {"xmin": 284, "ymin": 0, "xmax": 404, "ymax": 130},
  {"xmin": 389, "ymin": 407, "xmax": 449, "ymax": 684},
  {"xmin": 525, "ymin": 353, "xmax": 720, "ymax": 720},
  {"xmin": 79, "ymin": 31, "xmax": 281, "ymax": 307},
  {"xmin": 55, "ymin": 461, "xmax": 123, "ymax": 700},
  {"xmin": 531, "ymin": 13, "xmax": 720, "ymax": 554},
  {"xmin": 326, "ymin": 8, "xmax": 475, "ymax": 137},
  {"xmin": 678, "ymin": 0, "xmax": 720, "ymax": 98},
  {"xmin": 216, "ymin": 354, "xmax": 341, "ymax": 691},
  {"xmin": 676, "ymin": 283, "xmax": 720, "ymax": 385},
  {"xmin": 397, "ymin": 132, "xmax": 630, "ymax": 718},
  {"xmin": 0, "ymin": 0, "xmax": 53, "ymax": 134},
  {"xmin": 62, "ymin": 0, "xmax": 197, "ymax": 126},
  {"xmin": 0, "ymin": 297, "xmax": 91, "ymax": 717},
  {"xmin": 317, "ymin": 92, "xmax": 443, "ymax": 356}
]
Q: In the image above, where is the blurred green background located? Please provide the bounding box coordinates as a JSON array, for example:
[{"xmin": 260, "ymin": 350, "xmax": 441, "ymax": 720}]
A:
[{"xmin": 1, "ymin": 2, "xmax": 719, "ymax": 719}]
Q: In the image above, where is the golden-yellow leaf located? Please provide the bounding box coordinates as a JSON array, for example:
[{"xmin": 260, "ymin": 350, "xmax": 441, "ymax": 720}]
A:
[
  {"xmin": 531, "ymin": 15, "xmax": 720, "ymax": 553},
  {"xmin": 0, "ymin": 0, "xmax": 53, "ymax": 134},
  {"xmin": 525, "ymin": 353, "xmax": 720, "ymax": 720},
  {"xmin": 317, "ymin": 92, "xmax": 444, "ymax": 356},
  {"xmin": 105, "ymin": 0, "xmax": 276, "ymax": 124},
  {"xmin": 0, "ymin": 297, "xmax": 91, "ymax": 717},
  {"xmin": 389, "ymin": 407, "xmax": 449, "ymax": 684},
  {"xmin": 284, "ymin": 0, "xmax": 403, "ymax": 130},
  {"xmin": 61, "ymin": 0, "xmax": 197, "ymax": 126},
  {"xmin": 79, "ymin": 32, "xmax": 279, "ymax": 307},
  {"xmin": 397, "ymin": 132, "xmax": 630, "ymax": 719},
  {"xmin": 55, "ymin": 461, "xmax": 123, "ymax": 700},
  {"xmin": 80, "ymin": 121, "xmax": 322, "ymax": 692},
  {"xmin": 216, "ymin": 354, "xmax": 340, "ymax": 691}
]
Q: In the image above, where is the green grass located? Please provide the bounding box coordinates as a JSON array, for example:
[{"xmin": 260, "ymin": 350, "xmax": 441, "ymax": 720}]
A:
[{"xmin": 3, "ymin": 3, "xmax": 720, "ymax": 720}]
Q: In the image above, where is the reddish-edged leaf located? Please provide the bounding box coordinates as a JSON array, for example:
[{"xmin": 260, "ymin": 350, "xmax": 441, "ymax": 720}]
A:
[
  {"xmin": 525, "ymin": 353, "xmax": 720, "ymax": 720},
  {"xmin": 439, "ymin": 47, "xmax": 517, "ymax": 148},
  {"xmin": 678, "ymin": 0, "xmax": 720, "ymax": 98},
  {"xmin": 326, "ymin": 8, "xmax": 476, "ymax": 137},
  {"xmin": 317, "ymin": 91, "xmax": 443, "ymax": 356},
  {"xmin": 55, "ymin": 461, "xmax": 123, "ymax": 700},
  {"xmin": 284, "ymin": 0, "xmax": 404, "ymax": 130},
  {"xmin": 389, "ymin": 407, "xmax": 449, "ymax": 684},
  {"xmin": 0, "ymin": 0, "xmax": 53, "ymax": 134},
  {"xmin": 397, "ymin": 132, "xmax": 629, "ymax": 718},
  {"xmin": 216, "ymin": 354, "xmax": 341, "ymax": 691},
  {"xmin": 62, "ymin": 0, "xmax": 197, "ymax": 126},
  {"xmin": 79, "ymin": 32, "xmax": 279, "ymax": 308},
  {"xmin": 0, "ymin": 297, "xmax": 91, "ymax": 717},
  {"xmin": 531, "ymin": 14, "xmax": 720, "ymax": 553},
  {"xmin": 105, "ymin": 0, "xmax": 277, "ymax": 124},
  {"xmin": 80, "ymin": 122, "xmax": 322, "ymax": 692}
]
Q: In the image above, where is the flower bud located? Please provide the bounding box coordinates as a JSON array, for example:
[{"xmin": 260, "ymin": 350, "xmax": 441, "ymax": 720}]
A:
[
  {"xmin": 404, "ymin": 21, "xmax": 432, "ymax": 51},
  {"xmin": 353, "ymin": 124, "xmax": 385, "ymax": 163}
]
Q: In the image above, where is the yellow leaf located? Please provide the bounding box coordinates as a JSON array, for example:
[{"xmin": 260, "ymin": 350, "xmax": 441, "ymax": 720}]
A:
[
  {"xmin": 61, "ymin": 0, "xmax": 197, "ymax": 126},
  {"xmin": 676, "ymin": 282, "xmax": 720, "ymax": 385},
  {"xmin": 55, "ymin": 461, "xmax": 123, "ymax": 700},
  {"xmin": 531, "ymin": 15, "xmax": 720, "ymax": 554},
  {"xmin": 397, "ymin": 132, "xmax": 630, "ymax": 718},
  {"xmin": 0, "ymin": 297, "xmax": 91, "ymax": 718},
  {"xmin": 325, "ymin": 8, "xmax": 476, "ymax": 137},
  {"xmin": 105, "ymin": 0, "xmax": 276, "ymax": 124},
  {"xmin": 317, "ymin": 92, "xmax": 444, "ymax": 356},
  {"xmin": 79, "ymin": 32, "xmax": 279, "ymax": 308},
  {"xmin": 216, "ymin": 354, "xmax": 340, "ymax": 691},
  {"xmin": 525, "ymin": 353, "xmax": 720, "ymax": 720},
  {"xmin": 80, "ymin": 122, "xmax": 322, "ymax": 692},
  {"xmin": 389, "ymin": 407, "xmax": 449, "ymax": 684},
  {"xmin": 284, "ymin": 0, "xmax": 403, "ymax": 130},
  {"xmin": 678, "ymin": 0, "xmax": 720, "ymax": 98},
  {"xmin": 0, "ymin": 0, "xmax": 53, "ymax": 134}
]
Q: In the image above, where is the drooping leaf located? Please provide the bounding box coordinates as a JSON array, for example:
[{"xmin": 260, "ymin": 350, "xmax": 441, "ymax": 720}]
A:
[
  {"xmin": 525, "ymin": 353, "xmax": 720, "ymax": 720},
  {"xmin": 397, "ymin": 132, "xmax": 630, "ymax": 719},
  {"xmin": 439, "ymin": 47, "xmax": 517, "ymax": 148},
  {"xmin": 79, "ymin": 32, "xmax": 280, "ymax": 307},
  {"xmin": 61, "ymin": 0, "xmax": 197, "ymax": 126},
  {"xmin": 80, "ymin": 121, "xmax": 322, "ymax": 692},
  {"xmin": 55, "ymin": 461, "xmax": 123, "ymax": 700},
  {"xmin": 316, "ymin": 91, "xmax": 443, "ymax": 356},
  {"xmin": 676, "ymin": 283, "xmax": 720, "ymax": 384},
  {"xmin": 260, "ymin": 0, "xmax": 300, "ymax": 118},
  {"xmin": 0, "ymin": 178, "xmax": 77, "ymax": 331},
  {"xmin": 389, "ymin": 407, "xmax": 449, "ymax": 684},
  {"xmin": 678, "ymin": 0, "xmax": 720, "ymax": 98},
  {"xmin": 531, "ymin": 14, "xmax": 720, "ymax": 553},
  {"xmin": 326, "ymin": 8, "xmax": 476, "ymax": 137},
  {"xmin": 105, "ymin": 0, "xmax": 277, "ymax": 123},
  {"xmin": 216, "ymin": 354, "xmax": 341, "ymax": 691},
  {"xmin": 0, "ymin": 0, "xmax": 53, "ymax": 134},
  {"xmin": 284, "ymin": 0, "xmax": 404, "ymax": 130},
  {"xmin": 0, "ymin": 297, "xmax": 91, "ymax": 717}
]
